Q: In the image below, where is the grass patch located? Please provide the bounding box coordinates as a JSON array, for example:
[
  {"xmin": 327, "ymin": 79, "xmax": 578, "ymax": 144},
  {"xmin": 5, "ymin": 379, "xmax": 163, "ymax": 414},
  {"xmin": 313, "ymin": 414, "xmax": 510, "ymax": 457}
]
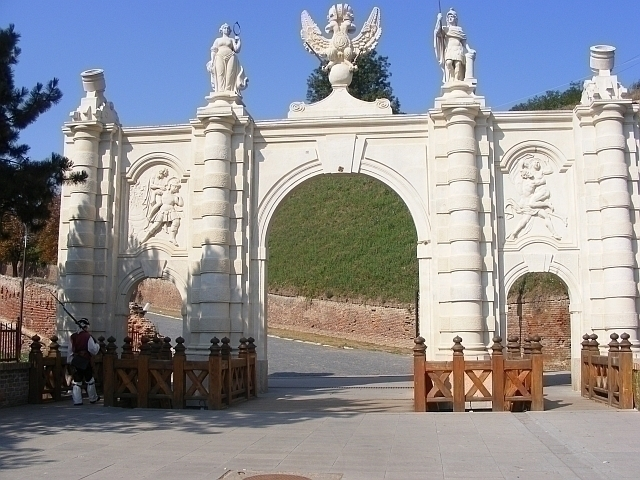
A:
[
  {"xmin": 268, "ymin": 175, "xmax": 418, "ymax": 304},
  {"xmin": 508, "ymin": 272, "xmax": 568, "ymax": 301}
]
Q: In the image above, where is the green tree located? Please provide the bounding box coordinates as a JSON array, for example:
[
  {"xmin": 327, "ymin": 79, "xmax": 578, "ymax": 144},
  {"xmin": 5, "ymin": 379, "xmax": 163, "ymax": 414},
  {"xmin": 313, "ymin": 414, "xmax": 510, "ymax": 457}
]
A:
[
  {"xmin": 0, "ymin": 215, "xmax": 40, "ymax": 277},
  {"xmin": 306, "ymin": 49, "xmax": 401, "ymax": 113},
  {"xmin": 510, "ymin": 82, "xmax": 583, "ymax": 111},
  {"xmin": 0, "ymin": 24, "xmax": 85, "ymax": 234},
  {"xmin": 510, "ymin": 79, "xmax": 640, "ymax": 111},
  {"xmin": 630, "ymin": 80, "xmax": 640, "ymax": 102}
]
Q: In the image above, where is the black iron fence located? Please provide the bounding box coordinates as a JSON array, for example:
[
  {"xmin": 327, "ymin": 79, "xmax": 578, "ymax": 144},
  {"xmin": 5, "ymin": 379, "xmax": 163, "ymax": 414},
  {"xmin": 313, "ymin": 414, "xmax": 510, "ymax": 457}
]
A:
[{"xmin": 0, "ymin": 320, "xmax": 20, "ymax": 362}]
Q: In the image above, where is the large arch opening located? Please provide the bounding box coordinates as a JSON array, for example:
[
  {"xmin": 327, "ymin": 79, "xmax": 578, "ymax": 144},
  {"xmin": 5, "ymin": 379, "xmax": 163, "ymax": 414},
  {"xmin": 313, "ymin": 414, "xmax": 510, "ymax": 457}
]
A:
[{"xmin": 264, "ymin": 173, "xmax": 419, "ymax": 409}]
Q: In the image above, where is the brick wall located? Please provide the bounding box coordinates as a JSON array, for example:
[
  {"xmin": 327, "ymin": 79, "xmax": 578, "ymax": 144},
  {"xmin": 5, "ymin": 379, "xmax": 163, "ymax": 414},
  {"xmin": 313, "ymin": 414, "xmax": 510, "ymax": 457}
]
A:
[
  {"xmin": 132, "ymin": 279, "xmax": 182, "ymax": 313},
  {"xmin": 0, "ymin": 275, "xmax": 57, "ymax": 339},
  {"xmin": 507, "ymin": 294, "xmax": 570, "ymax": 371},
  {"xmin": 268, "ymin": 294, "xmax": 416, "ymax": 349},
  {"xmin": 134, "ymin": 279, "xmax": 417, "ymax": 349},
  {"xmin": 0, "ymin": 362, "xmax": 29, "ymax": 408}
]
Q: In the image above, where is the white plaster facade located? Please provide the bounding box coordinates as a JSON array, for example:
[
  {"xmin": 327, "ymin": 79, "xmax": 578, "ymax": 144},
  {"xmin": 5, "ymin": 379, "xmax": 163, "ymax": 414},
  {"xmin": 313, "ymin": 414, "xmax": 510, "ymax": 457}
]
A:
[{"xmin": 57, "ymin": 9, "xmax": 640, "ymax": 392}]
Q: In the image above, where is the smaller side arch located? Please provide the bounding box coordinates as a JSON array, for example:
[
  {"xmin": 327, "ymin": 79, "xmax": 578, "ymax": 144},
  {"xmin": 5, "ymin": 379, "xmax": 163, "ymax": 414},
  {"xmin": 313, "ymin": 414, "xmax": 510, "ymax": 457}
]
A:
[
  {"xmin": 503, "ymin": 259, "xmax": 581, "ymax": 308},
  {"xmin": 116, "ymin": 261, "xmax": 188, "ymax": 315}
]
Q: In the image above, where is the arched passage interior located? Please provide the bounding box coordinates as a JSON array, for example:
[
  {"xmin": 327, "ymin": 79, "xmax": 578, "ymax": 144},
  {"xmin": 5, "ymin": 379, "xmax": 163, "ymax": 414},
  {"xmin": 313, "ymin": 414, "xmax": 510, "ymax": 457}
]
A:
[
  {"xmin": 506, "ymin": 272, "xmax": 571, "ymax": 371},
  {"xmin": 265, "ymin": 173, "xmax": 419, "ymax": 383}
]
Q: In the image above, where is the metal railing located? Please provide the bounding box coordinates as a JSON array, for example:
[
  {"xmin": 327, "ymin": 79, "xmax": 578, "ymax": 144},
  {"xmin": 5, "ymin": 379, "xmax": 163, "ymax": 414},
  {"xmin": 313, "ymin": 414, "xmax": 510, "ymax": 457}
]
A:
[{"xmin": 0, "ymin": 319, "xmax": 20, "ymax": 362}]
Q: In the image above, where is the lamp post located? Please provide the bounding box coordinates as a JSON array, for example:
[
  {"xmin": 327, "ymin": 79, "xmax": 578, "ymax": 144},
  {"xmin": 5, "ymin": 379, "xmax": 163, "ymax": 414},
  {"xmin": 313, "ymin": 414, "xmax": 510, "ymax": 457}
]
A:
[{"xmin": 17, "ymin": 223, "xmax": 27, "ymax": 355}]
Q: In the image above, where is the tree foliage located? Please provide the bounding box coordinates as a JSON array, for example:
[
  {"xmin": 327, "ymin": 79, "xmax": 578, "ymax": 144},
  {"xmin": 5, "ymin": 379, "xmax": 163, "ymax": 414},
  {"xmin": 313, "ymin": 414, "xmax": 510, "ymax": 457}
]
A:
[
  {"xmin": 510, "ymin": 82, "xmax": 583, "ymax": 111},
  {"xmin": 510, "ymin": 79, "xmax": 640, "ymax": 111},
  {"xmin": 306, "ymin": 49, "xmax": 401, "ymax": 113},
  {"xmin": 630, "ymin": 80, "xmax": 640, "ymax": 102},
  {"xmin": 0, "ymin": 24, "xmax": 85, "ymax": 234}
]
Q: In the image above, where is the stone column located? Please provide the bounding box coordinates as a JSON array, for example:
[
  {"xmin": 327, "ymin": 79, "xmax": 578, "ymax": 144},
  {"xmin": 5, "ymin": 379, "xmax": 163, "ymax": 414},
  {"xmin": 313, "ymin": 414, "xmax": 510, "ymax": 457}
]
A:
[
  {"xmin": 192, "ymin": 110, "xmax": 235, "ymax": 354},
  {"xmin": 592, "ymin": 102, "xmax": 638, "ymax": 341},
  {"xmin": 59, "ymin": 69, "xmax": 120, "ymax": 349},
  {"xmin": 443, "ymin": 103, "xmax": 485, "ymax": 351},
  {"xmin": 61, "ymin": 124, "xmax": 101, "ymax": 326}
]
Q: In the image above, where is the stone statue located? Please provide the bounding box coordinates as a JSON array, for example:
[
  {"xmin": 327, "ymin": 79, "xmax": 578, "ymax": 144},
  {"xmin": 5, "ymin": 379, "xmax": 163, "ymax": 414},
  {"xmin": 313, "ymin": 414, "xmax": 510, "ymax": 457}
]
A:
[
  {"xmin": 505, "ymin": 155, "xmax": 566, "ymax": 241},
  {"xmin": 434, "ymin": 8, "xmax": 475, "ymax": 84},
  {"xmin": 207, "ymin": 23, "xmax": 248, "ymax": 95},
  {"xmin": 143, "ymin": 167, "xmax": 169, "ymax": 228},
  {"xmin": 139, "ymin": 178, "xmax": 184, "ymax": 246},
  {"xmin": 301, "ymin": 4, "xmax": 381, "ymax": 87}
]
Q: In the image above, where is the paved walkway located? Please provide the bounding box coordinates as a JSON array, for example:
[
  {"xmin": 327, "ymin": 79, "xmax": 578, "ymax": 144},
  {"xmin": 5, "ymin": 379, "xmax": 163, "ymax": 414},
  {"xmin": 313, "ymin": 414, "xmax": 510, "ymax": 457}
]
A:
[{"xmin": 1, "ymin": 371, "xmax": 638, "ymax": 480}]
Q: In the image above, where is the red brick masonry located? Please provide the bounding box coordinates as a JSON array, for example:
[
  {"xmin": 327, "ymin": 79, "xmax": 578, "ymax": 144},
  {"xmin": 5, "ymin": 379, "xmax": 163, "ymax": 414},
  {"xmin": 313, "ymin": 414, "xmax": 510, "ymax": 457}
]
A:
[{"xmin": 507, "ymin": 294, "xmax": 570, "ymax": 371}]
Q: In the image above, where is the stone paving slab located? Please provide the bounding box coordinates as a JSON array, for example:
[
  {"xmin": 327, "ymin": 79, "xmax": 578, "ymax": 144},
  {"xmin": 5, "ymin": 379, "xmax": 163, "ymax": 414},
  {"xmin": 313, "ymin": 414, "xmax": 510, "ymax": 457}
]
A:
[{"xmin": 1, "ymin": 396, "xmax": 639, "ymax": 480}]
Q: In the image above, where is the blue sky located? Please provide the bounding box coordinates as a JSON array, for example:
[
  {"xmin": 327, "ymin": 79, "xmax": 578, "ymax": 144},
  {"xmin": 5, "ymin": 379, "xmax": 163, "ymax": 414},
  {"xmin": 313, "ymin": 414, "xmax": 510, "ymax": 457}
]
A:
[{"xmin": 3, "ymin": 0, "xmax": 640, "ymax": 162}]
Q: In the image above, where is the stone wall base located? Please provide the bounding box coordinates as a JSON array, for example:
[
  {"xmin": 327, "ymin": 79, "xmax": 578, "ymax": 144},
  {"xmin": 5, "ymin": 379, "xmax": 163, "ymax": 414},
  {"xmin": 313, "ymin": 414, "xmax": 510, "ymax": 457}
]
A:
[{"xmin": 0, "ymin": 362, "xmax": 29, "ymax": 408}]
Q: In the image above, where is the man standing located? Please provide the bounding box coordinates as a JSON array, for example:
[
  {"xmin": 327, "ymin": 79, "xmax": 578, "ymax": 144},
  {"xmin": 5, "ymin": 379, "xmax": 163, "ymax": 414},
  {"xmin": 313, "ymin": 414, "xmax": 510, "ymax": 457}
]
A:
[{"xmin": 67, "ymin": 318, "xmax": 100, "ymax": 405}]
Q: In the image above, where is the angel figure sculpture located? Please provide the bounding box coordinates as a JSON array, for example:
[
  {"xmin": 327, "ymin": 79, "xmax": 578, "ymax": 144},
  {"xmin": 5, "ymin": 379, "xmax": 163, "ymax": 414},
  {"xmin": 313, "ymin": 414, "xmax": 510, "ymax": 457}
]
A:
[
  {"xmin": 301, "ymin": 4, "xmax": 381, "ymax": 83},
  {"xmin": 207, "ymin": 23, "xmax": 248, "ymax": 95},
  {"xmin": 505, "ymin": 155, "xmax": 566, "ymax": 241}
]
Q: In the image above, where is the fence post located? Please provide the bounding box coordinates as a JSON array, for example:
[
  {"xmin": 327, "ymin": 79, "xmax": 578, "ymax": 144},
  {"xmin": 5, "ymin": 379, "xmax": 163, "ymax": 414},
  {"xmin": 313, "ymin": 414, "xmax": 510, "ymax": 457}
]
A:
[
  {"xmin": 522, "ymin": 337, "xmax": 532, "ymax": 359},
  {"xmin": 247, "ymin": 337, "xmax": 257, "ymax": 397},
  {"xmin": 48, "ymin": 335, "xmax": 62, "ymax": 401},
  {"xmin": 122, "ymin": 336, "xmax": 134, "ymax": 359},
  {"xmin": 103, "ymin": 336, "xmax": 117, "ymax": 407},
  {"xmin": 580, "ymin": 334, "xmax": 590, "ymax": 398},
  {"xmin": 607, "ymin": 333, "xmax": 620, "ymax": 407},
  {"xmin": 172, "ymin": 337, "xmax": 185, "ymax": 409},
  {"xmin": 28, "ymin": 335, "xmax": 43, "ymax": 404},
  {"xmin": 530, "ymin": 335, "xmax": 544, "ymax": 411},
  {"xmin": 221, "ymin": 337, "xmax": 232, "ymax": 405},
  {"xmin": 588, "ymin": 334, "xmax": 599, "ymax": 400},
  {"xmin": 209, "ymin": 337, "xmax": 222, "ymax": 409},
  {"xmin": 413, "ymin": 336, "xmax": 427, "ymax": 412},
  {"xmin": 150, "ymin": 336, "xmax": 161, "ymax": 359},
  {"xmin": 452, "ymin": 336, "xmax": 465, "ymax": 412},
  {"xmin": 161, "ymin": 337, "xmax": 172, "ymax": 360},
  {"xmin": 137, "ymin": 337, "xmax": 150, "ymax": 408},
  {"xmin": 491, "ymin": 336, "xmax": 505, "ymax": 412},
  {"xmin": 506, "ymin": 335, "xmax": 520, "ymax": 360},
  {"xmin": 238, "ymin": 338, "xmax": 251, "ymax": 400},
  {"xmin": 618, "ymin": 333, "xmax": 634, "ymax": 409},
  {"xmin": 222, "ymin": 337, "xmax": 232, "ymax": 405}
]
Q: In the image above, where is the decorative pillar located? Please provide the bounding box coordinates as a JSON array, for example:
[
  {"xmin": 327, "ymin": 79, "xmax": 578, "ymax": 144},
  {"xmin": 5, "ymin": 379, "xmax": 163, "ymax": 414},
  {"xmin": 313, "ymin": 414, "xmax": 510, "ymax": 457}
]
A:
[
  {"xmin": 580, "ymin": 45, "xmax": 638, "ymax": 345},
  {"xmin": 60, "ymin": 69, "xmax": 120, "ymax": 348},
  {"xmin": 593, "ymin": 102, "xmax": 637, "ymax": 340},
  {"xmin": 442, "ymin": 103, "xmax": 485, "ymax": 351},
  {"xmin": 192, "ymin": 109, "xmax": 235, "ymax": 355}
]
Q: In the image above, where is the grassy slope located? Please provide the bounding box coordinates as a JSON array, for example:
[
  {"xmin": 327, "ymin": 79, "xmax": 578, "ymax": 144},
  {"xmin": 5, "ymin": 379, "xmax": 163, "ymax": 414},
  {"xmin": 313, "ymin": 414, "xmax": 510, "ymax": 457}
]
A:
[{"xmin": 268, "ymin": 175, "xmax": 418, "ymax": 305}]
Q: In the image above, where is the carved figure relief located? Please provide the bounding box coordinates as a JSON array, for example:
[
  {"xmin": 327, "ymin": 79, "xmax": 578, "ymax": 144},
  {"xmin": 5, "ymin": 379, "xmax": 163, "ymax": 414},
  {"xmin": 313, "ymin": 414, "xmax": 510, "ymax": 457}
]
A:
[
  {"xmin": 300, "ymin": 4, "xmax": 381, "ymax": 77},
  {"xmin": 127, "ymin": 166, "xmax": 185, "ymax": 249},
  {"xmin": 505, "ymin": 154, "xmax": 567, "ymax": 241},
  {"xmin": 433, "ymin": 8, "xmax": 476, "ymax": 84},
  {"xmin": 206, "ymin": 23, "xmax": 248, "ymax": 95}
]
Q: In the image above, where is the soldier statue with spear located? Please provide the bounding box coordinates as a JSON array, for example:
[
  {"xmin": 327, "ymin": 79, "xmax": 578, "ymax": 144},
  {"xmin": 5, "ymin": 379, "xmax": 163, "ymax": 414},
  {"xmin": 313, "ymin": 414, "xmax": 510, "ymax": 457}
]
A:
[{"xmin": 433, "ymin": 5, "xmax": 476, "ymax": 84}]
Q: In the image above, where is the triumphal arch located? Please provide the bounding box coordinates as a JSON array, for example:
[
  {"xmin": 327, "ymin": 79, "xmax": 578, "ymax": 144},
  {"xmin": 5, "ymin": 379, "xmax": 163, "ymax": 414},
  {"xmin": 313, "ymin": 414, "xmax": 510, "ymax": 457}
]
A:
[{"xmin": 57, "ymin": 5, "xmax": 640, "ymax": 390}]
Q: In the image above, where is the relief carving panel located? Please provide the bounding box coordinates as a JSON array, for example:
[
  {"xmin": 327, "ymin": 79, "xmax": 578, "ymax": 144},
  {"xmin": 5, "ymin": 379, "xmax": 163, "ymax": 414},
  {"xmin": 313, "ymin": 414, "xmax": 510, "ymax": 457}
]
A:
[
  {"xmin": 504, "ymin": 153, "xmax": 568, "ymax": 243},
  {"xmin": 127, "ymin": 166, "xmax": 187, "ymax": 250}
]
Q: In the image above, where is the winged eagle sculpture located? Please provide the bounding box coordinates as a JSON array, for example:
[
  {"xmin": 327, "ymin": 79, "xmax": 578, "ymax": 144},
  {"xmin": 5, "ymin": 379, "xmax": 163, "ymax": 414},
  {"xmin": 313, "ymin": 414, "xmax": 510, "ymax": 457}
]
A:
[{"xmin": 301, "ymin": 4, "xmax": 381, "ymax": 75}]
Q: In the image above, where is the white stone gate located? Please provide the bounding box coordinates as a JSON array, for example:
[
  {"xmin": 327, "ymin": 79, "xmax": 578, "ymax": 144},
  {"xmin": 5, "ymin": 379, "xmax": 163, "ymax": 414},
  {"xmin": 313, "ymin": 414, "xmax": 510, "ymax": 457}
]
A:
[{"xmin": 56, "ymin": 6, "xmax": 640, "ymax": 390}]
